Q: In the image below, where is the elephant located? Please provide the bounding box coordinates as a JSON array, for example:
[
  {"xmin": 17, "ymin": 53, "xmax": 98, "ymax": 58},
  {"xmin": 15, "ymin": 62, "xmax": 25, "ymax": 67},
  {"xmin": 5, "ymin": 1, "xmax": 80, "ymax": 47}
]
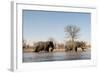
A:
[
  {"xmin": 65, "ymin": 41, "xmax": 87, "ymax": 52},
  {"xmin": 33, "ymin": 41, "xmax": 55, "ymax": 52},
  {"xmin": 74, "ymin": 41, "xmax": 86, "ymax": 52}
]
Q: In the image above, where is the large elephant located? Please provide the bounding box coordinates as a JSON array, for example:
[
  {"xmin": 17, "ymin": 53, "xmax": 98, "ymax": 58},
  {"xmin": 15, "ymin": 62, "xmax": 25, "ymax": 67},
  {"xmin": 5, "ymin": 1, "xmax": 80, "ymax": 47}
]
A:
[{"xmin": 33, "ymin": 41, "xmax": 55, "ymax": 52}]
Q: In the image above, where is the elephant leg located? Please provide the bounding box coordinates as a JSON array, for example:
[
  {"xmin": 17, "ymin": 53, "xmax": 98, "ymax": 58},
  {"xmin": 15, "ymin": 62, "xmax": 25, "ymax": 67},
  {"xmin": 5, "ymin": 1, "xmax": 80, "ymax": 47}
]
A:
[
  {"xmin": 75, "ymin": 47, "xmax": 77, "ymax": 52},
  {"xmin": 47, "ymin": 49, "xmax": 49, "ymax": 52},
  {"xmin": 51, "ymin": 48, "xmax": 54, "ymax": 52},
  {"xmin": 34, "ymin": 48, "xmax": 39, "ymax": 52},
  {"xmin": 47, "ymin": 48, "xmax": 50, "ymax": 52},
  {"xmin": 34, "ymin": 46, "xmax": 40, "ymax": 52}
]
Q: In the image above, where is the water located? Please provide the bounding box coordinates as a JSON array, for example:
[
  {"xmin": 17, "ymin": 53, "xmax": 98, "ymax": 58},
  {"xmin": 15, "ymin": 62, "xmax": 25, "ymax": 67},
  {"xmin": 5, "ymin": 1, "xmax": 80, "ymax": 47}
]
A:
[{"xmin": 23, "ymin": 49, "xmax": 91, "ymax": 62}]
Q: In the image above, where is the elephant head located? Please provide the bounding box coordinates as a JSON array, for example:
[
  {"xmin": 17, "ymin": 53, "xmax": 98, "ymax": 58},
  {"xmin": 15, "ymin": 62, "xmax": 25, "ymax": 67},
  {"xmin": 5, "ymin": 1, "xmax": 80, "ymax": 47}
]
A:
[{"xmin": 46, "ymin": 41, "xmax": 55, "ymax": 52}]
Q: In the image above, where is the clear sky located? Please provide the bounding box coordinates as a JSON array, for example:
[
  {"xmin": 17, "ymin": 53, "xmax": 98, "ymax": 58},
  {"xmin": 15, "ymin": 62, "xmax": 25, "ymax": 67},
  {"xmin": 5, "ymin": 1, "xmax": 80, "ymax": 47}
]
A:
[{"xmin": 23, "ymin": 10, "xmax": 91, "ymax": 43}]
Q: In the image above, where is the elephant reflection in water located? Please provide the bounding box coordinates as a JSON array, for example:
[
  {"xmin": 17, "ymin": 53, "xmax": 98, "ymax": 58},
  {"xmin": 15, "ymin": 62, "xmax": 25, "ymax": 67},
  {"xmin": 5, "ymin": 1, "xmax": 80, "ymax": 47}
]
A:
[{"xmin": 33, "ymin": 41, "xmax": 55, "ymax": 52}]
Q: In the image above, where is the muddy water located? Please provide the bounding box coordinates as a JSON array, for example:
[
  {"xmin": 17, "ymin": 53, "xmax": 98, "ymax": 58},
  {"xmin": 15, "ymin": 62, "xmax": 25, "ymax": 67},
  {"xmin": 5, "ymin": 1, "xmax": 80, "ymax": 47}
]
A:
[{"xmin": 23, "ymin": 49, "xmax": 91, "ymax": 62}]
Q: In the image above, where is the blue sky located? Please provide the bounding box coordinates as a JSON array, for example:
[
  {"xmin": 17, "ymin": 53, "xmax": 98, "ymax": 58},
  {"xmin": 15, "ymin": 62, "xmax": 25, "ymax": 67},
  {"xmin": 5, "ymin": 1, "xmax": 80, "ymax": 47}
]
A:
[{"xmin": 23, "ymin": 10, "xmax": 91, "ymax": 43}]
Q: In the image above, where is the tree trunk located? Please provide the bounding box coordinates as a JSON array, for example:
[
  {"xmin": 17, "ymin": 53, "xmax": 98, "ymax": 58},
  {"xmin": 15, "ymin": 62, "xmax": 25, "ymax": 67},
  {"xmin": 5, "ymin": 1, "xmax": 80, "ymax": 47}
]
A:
[{"xmin": 71, "ymin": 38, "xmax": 75, "ymax": 51}]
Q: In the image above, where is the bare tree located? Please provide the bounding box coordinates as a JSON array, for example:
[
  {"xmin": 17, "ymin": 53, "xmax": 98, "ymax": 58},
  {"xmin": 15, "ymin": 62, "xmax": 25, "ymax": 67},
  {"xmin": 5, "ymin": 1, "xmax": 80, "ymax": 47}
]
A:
[{"xmin": 64, "ymin": 25, "xmax": 80, "ymax": 49}]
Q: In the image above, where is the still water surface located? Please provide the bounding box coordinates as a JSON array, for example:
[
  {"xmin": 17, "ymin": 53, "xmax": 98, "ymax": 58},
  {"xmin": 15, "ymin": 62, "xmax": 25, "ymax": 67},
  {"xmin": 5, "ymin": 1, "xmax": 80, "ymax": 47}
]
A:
[{"xmin": 23, "ymin": 49, "xmax": 91, "ymax": 62}]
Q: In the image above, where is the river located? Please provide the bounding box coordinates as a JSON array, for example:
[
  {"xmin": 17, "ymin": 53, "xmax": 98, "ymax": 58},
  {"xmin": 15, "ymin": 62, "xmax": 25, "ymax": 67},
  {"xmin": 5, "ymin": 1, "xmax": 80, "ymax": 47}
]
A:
[{"xmin": 23, "ymin": 49, "xmax": 91, "ymax": 62}]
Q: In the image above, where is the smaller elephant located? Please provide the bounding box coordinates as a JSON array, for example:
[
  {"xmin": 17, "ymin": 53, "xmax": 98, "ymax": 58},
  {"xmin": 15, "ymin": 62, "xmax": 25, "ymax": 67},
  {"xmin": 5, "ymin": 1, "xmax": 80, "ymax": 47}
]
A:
[
  {"xmin": 33, "ymin": 41, "xmax": 55, "ymax": 52},
  {"xmin": 74, "ymin": 41, "xmax": 87, "ymax": 52},
  {"xmin": 65, "ymin": 41, "xmax": 87, "ymax": 52}
]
